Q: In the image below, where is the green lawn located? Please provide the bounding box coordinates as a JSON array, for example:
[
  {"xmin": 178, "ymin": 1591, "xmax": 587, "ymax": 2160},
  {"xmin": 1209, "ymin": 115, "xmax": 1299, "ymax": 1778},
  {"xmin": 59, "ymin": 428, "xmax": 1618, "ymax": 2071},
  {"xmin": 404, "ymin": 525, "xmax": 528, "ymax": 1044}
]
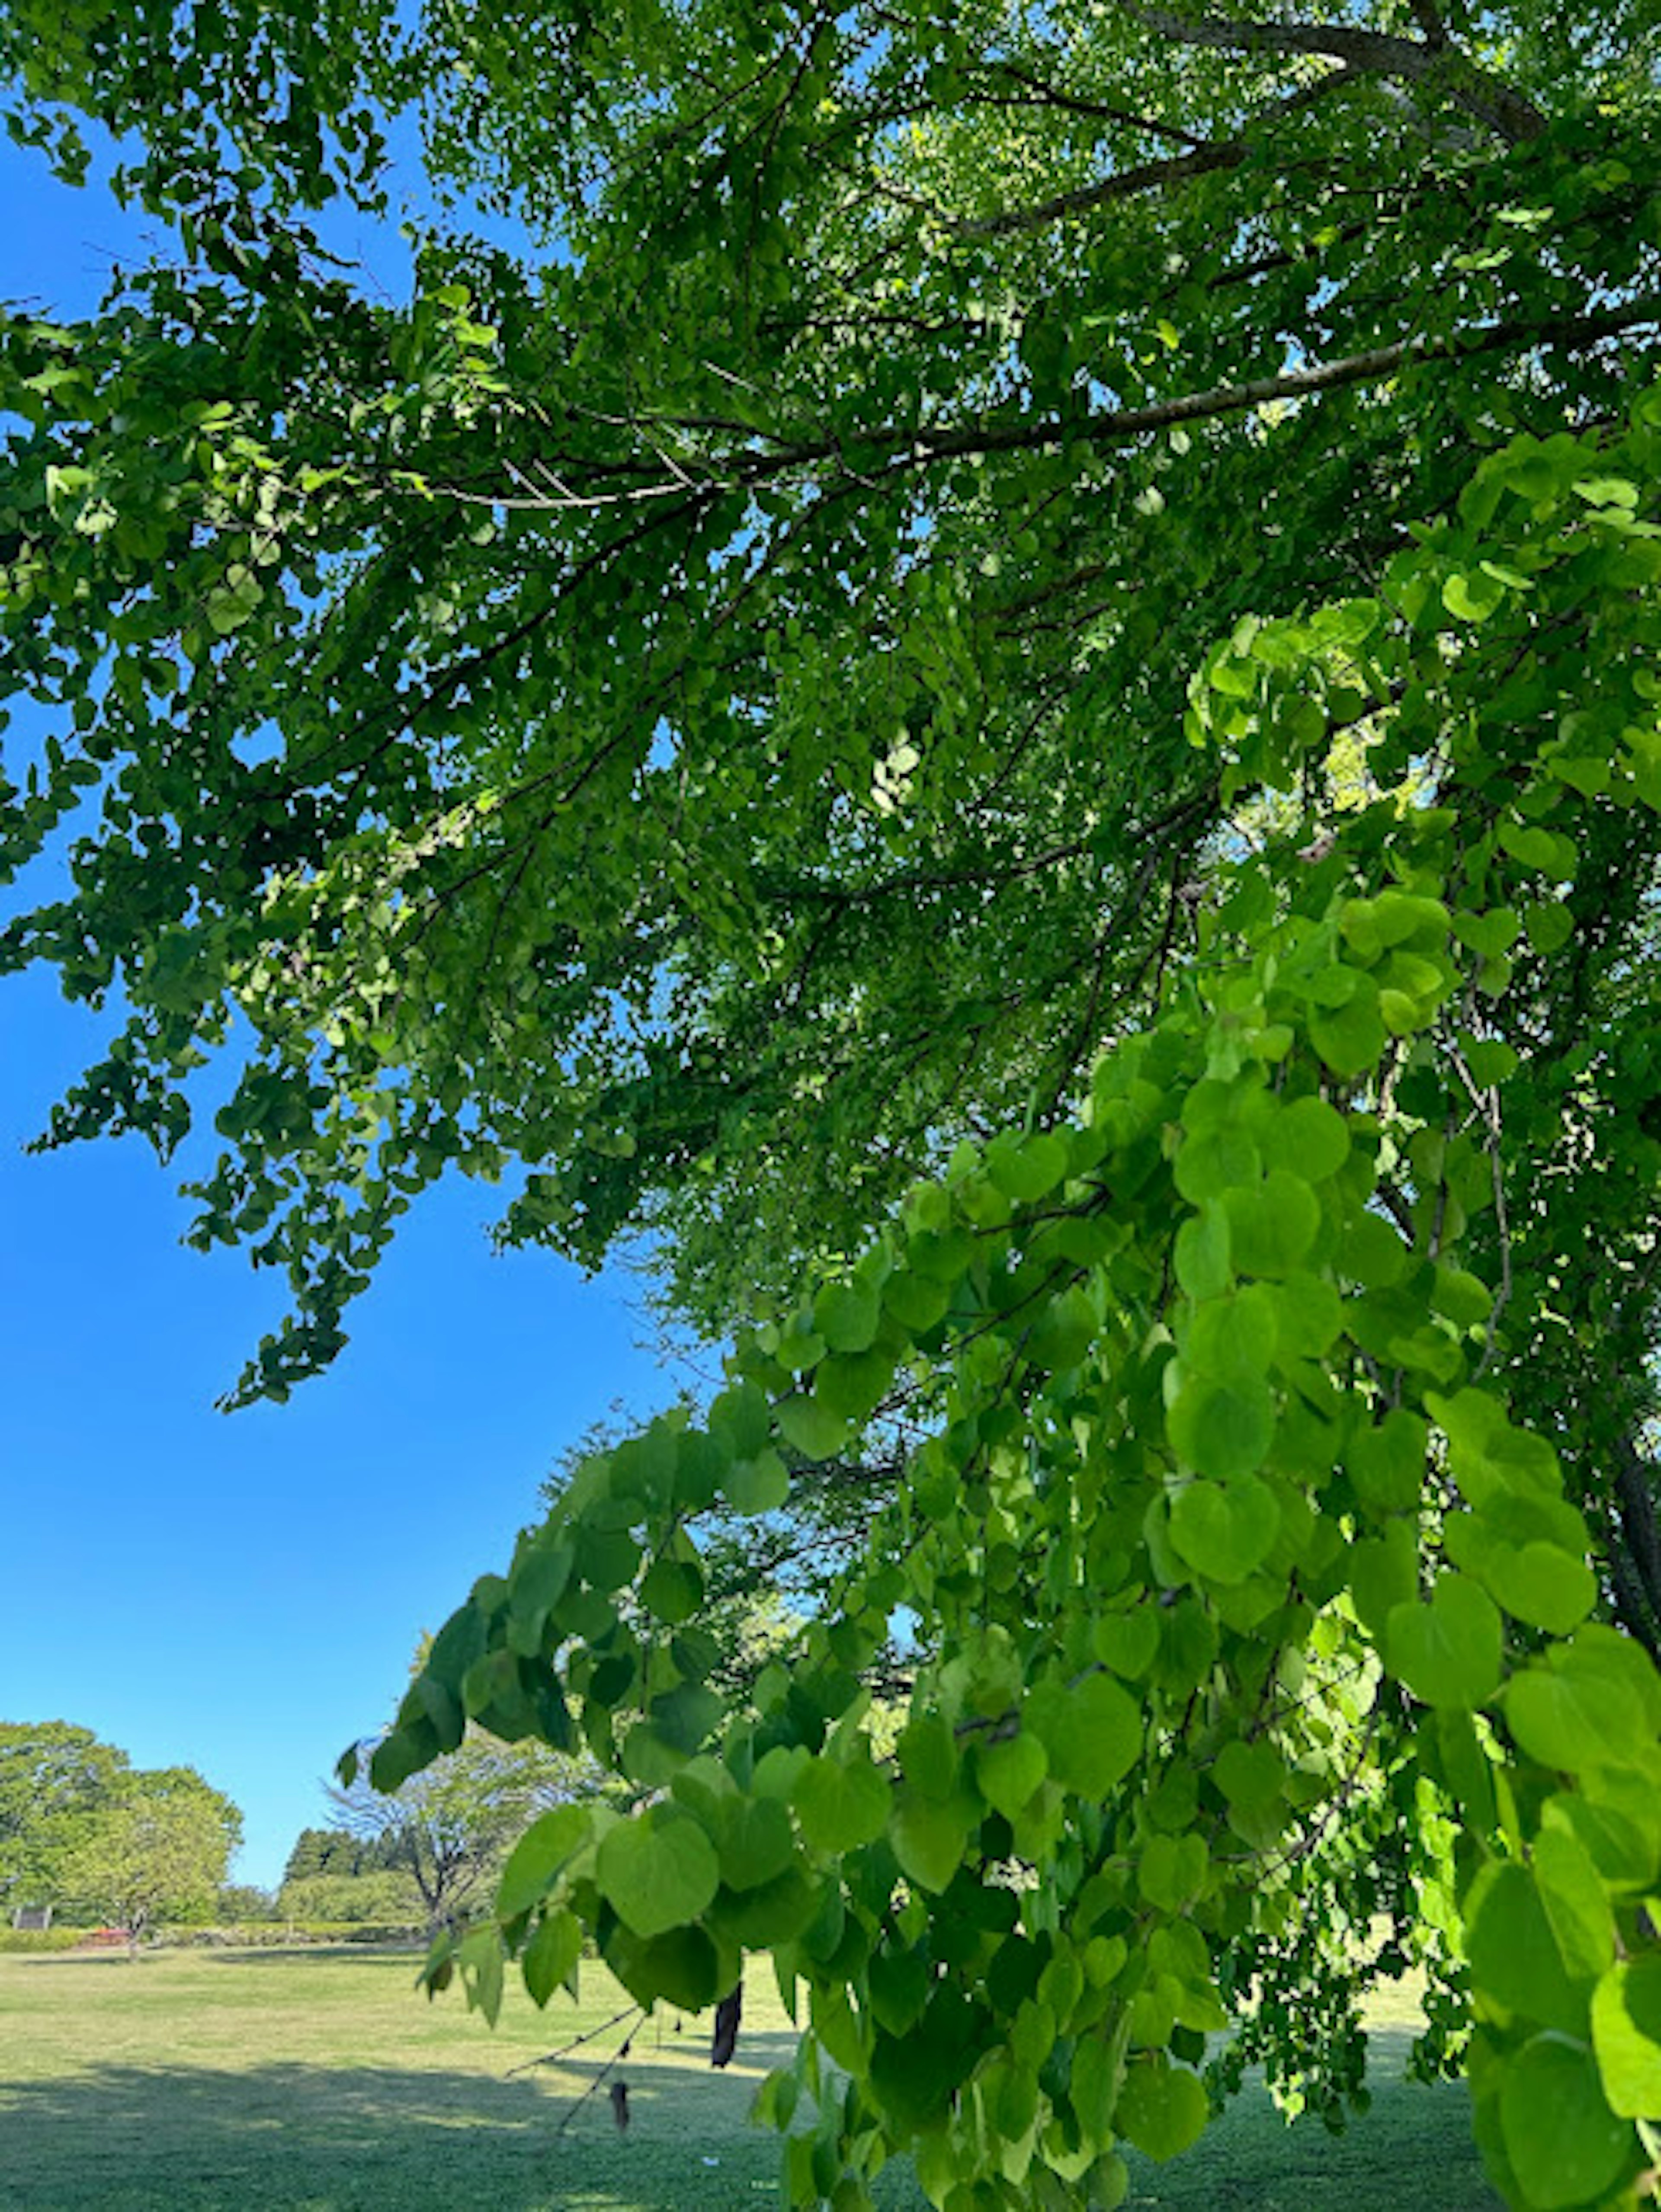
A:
[{"xmin": 0, "ymin": 1947, "xmax": 1500, "ymax": 2209}]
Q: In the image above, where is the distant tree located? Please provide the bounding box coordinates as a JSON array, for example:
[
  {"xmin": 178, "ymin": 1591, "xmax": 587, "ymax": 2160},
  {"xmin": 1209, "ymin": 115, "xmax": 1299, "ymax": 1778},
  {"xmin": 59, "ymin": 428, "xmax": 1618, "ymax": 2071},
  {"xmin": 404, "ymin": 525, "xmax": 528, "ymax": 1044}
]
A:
[
  {"xmin": 0, "ymin": 1722, "xmax": 127, "ymax": 1911},
  {"xmin": 215, "ymin": 1883, "xmax": 276, "ymax": 1924},
  {"xmin": 279, "ymin": 1823, "xmax": 400, "ymax": 1887},
  {"xmin": 277, "ymin": 1869, "xmax": 423, "ymax": 1925},
  {"xmin": 59, "ymin": 1768, "xmax": 242, "ymax": 1946},
  {"xmin": 331, "ymin": 1730, "xmax": 617, "ymax": 1935}
]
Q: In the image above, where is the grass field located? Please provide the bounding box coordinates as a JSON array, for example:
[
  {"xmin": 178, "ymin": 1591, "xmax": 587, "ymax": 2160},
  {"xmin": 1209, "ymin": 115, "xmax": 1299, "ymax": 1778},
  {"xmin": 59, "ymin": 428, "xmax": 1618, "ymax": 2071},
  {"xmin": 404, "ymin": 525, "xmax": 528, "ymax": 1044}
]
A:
[{"xmin": 0, "ymin": 1946, "xmax": 1501, "ymax": 2210}]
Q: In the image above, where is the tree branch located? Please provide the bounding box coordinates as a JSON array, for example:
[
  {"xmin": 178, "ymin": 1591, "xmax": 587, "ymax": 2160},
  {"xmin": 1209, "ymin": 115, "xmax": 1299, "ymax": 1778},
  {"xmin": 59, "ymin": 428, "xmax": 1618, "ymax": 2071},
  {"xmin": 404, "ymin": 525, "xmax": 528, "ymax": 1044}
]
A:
[
  {"xmin": 954, "ymin": 70, "xmax": 1359, "ymax": 240},
  {"xmin": 1119, "ymin": 3, "xmax": 1544, "ymax": 141}
]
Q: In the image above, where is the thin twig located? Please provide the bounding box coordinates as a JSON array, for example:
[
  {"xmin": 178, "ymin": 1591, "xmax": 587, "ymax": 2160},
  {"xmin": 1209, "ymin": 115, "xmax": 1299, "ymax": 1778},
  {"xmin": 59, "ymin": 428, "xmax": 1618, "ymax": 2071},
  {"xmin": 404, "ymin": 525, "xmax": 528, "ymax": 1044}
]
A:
[{"xmin": 507, "ymin": 2003, "xmax": 642, "ymax": 2077}]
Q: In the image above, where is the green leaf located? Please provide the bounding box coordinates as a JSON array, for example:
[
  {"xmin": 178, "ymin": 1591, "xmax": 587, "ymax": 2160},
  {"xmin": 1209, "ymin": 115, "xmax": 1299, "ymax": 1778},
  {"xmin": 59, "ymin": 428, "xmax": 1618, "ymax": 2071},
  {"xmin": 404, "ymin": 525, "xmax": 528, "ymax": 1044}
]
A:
[
  {"xmin": 1498, "ymin": 2033, "xmax": 1632, "ymax": 2210},
  {"xmin": 1524, "ymin": 900, "xmax": 1574, "ymax": 954},
  {"xmin": 1025, "ymin": 1284, "xmax": 1098, "ymax": 1372},
  {"xmin": 605, "ymin": 1921, "xmax": 729, "ymax": 2012},
  {"xmin": 975, "ymin": 1732, "xmax": 1048, "ymax": 1820},
  {"xmin": 1488, "ymin": 1541, "xmax": 1596, "ymax": 1636},
  {"xmin": 897, "ymin": 1712, "xmax": 957, "ymax": 1798},
  {"xmin": 1506, "ymin": 1656, "xmax": 1651, "ymax": 1774},
  {"xmin": 1386, "ymin": 1575, "xmax": 1502, "ymax": 1710},
  {"xmin": 889, "ymin": 1786, "xmax": 974, "ymax": 1893},
  {"xmin": 640, "ymin": 1555, "xmax": 704, "ymax": 1624},
  {"xmin": 1532, "ymin": 1824, "xmax": 1616, "ymax": 1985},
  {"xmin": 776, "ymin": 1395, "xmax": 848, "ymax": 1462},
  {"xmin": 986, "ymin": 1128, "xmax": 1071, "ymax": 1202},
  {"xmin": 1349, "ymin": 1410, "xmax": 1428, "ymax": 1515},
  {"xmin": 1025, "ymin": 1672, "xmax": 1142, "ymax": 1799},
  {"xmin": 1442, "ymin": 569, "xmax": 1505, "ymax": 623},
  {"xmin": 1185, "ymin": 1287, "xmax": 1277, "ymax": 1382},
  {"xmin": 709, "ymin": 1793, "xmax": 795, "ymax": 1892},
  {"xmin": 1350, "ymin": 1519, "xmax": 1419, "ymax": 1638},
  {"xmin": 497, "ymin": 1804, "xmax": 593, "ymax": 1921},
  {"xmin": 868, "ymin": 1947, "xmax": 931, "ymax": 2039},
  {"xmin": 1453, "ymin": 909, "xmax": 1520, "ymax": 962},
  {"xmin": 1093, "ymin": 1608, "xmax": 1160, "ymax": 1680},
  {"xmin": 710, "ymin": 1865, "xmax": 819, "ymax": 1946},
  {"xmin": 369, "ymin": 1725, "xmax": 437, "ymax": 1793},
  {"xmin": 814, "ymin": 1347, "xmax": 893, "ymax": 1423},
  {"xmin": 1592, "ymin": 1960, "xmax": 1661, "ymax": 2118},
  {"xmin": 1071, "ymin": 2033, "xmax": 1117, "ymax": 2150},
  {"xmin": 1338, "ymin": 1210, "xmax": 1409, "ymax": 1288},
  {"xmin": 1466, "ymin": 1862, "xmax": 1586, "ymax": 2036},
  {"xmin": 1257, "ymin": 1095, "xmax": 1350, "ymax": 1181},
  {"xmin": 1214, "ymin": 1738, "xmax": 1283, "ymax": 1811},
  {"xmin": 1166, "ymin": 1373, "xmax": 1275, "ymax": 1480},
  {"xmin": 1223, "ymin": 1170, "xmax": 1319, "ymax": 1277},
  {"xmin": 1116, "ymin": 2056, "xmax": 1209, "ymax": 2161},
  {"xmin": 1138, "ymin": 1831, "xmax": 1209, "ymax": 1911},
  {"xmin": 1499, "ymin": 819, "xmax": 1577, "ymax": 882},
  {"xmin": 793, "ymin": 1750, "xmax": 891, "ymax": 1853},
  {"xmin": 522, "ymin": 1908, "xmax": 583, "ymax": 2006},
  {"xmin": 1308, "ymin": 975, "xmax": 1387, "ymax": 1077},
  {"xmin": 813, "ymin": 1279, "xmax": 881, "ymax": 1354},
  {"xmin": 727, "ymin": 1449, "xmax": 790, "ymax": 1514},
  {"xmin": 596, "ymin": 1808, "xmax": 720, "ymax": 1938},
  {"xmin": 1269, "ymin": 1272, "xmax": 1343, "ymax": 1359},
  {"xmin": 883, "ymin": 1269, "xmax": 953, "ymax": 1334},
  {"xmin": 205, "ymin": 563, "xmax": 263, "ymax": 634},
  {"xmin": 1174, "ymin": 1205, "xmax": 1231, "ymax": 1300},
  {"xmin": 1168, "ymin": 1476, "xmax": 1280, "ymax": 1583},
  {"xmin": 1173, "ymin": 1127, "xmax": 1260, "ymax": 1204},
  {"xmin": 709, "ymin": 1382, "xmax": 771, "ymax": 1460}
]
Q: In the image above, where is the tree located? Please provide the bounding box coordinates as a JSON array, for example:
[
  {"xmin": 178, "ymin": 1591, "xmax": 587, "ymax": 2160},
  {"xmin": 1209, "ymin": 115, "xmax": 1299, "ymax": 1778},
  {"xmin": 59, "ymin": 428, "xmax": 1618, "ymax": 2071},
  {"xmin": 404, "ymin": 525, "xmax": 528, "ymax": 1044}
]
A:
[
  {"xmin": 330, "ymin": 1729, "xmax": 621, "ymax": 1935},
  {"xmin": 277, "ymin": 1868, "xmax": 424, "ymax": 1925},
  {"xmin": 0, "ymin": 1722, "xmax": 127, "ymax": 1911},
  {"xmin": 58, "ymin": 1768, "xmax": 242, "ymax": 1944},
  {"xmin": 279, "ymin": 1822, "xmax": 402, "ymax": 1889},
  {"xmin": 6, "ymin": 4, "xmax": 1661, "ymax": 2207}
]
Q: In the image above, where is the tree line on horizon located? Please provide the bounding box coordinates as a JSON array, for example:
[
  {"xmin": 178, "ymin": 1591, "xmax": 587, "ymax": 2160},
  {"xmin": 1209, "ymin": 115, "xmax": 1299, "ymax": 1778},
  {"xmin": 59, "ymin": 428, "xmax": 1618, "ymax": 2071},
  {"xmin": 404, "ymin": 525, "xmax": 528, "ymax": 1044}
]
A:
[{"xmin": 0, "ymin": 1713, "xmax": 623, "ymax": 1937}]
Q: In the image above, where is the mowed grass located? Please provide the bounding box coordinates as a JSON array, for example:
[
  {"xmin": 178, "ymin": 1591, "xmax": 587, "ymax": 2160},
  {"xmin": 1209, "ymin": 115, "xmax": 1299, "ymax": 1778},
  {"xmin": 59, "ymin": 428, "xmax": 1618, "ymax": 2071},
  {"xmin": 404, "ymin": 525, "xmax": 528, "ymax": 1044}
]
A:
[{"xmin": 0, "ymin": 1947, "xmax": 1501, "ymax": 2210}]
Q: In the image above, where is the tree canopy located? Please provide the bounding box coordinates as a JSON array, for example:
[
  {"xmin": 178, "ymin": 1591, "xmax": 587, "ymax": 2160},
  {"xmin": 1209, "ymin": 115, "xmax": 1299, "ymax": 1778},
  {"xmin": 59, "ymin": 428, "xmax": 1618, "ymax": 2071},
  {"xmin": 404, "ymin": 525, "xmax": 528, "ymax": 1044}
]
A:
[
  {"xmin": 6, "ymin": 3, "xmax": 1661, "ymax": 2206},
  {"xmin": 0, "ymin": 1724, "xmax": 242, "ymax": 1934},
  {"xmin": 57, "ymin": 1765, "xmax": 242, "ymax": 1940},
  {"xmin": 0, "ymin": 1720, "xmax": 125, "ymax": 1911}
]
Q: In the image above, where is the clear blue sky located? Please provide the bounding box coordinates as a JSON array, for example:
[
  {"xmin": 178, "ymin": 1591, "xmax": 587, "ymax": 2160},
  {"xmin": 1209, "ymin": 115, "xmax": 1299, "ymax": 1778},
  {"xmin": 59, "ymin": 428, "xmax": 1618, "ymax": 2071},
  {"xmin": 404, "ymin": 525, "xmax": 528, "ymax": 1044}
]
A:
[{"xmin": 0, "ymin": 129, "xmax": 680, "ymax": 1888}]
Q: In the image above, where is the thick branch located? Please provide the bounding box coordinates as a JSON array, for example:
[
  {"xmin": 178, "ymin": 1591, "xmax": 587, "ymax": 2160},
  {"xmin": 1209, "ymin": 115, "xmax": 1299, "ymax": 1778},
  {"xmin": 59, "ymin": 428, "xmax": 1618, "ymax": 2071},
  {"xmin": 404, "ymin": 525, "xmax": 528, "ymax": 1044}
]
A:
[
  {"xmin": 1121, "ymin": 4, "xmax": 1544, "ymax": 141},
  {"xmin": 955, "ymin": 135, "xmax": 1248, "ymax": 240},
  {"xmin": 1405, "ymin": 0, "xmax": 1451, "ymax": 46}
]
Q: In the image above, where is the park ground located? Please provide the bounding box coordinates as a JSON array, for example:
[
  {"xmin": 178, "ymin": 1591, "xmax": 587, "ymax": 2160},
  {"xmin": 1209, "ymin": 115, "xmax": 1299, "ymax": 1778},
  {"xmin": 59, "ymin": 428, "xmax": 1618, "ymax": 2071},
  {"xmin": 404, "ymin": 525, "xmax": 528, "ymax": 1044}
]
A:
[{"xmin": 0, "ymin": 1947, "xmax": 1501, "ymax": 2210}]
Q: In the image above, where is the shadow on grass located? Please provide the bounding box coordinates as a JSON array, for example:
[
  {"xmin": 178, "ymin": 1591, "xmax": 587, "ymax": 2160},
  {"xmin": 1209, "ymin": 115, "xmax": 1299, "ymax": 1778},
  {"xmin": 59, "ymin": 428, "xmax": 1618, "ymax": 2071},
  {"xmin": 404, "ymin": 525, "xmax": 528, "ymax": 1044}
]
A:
[
  {"xmin": 0, "ymin": 2014, "xmax": 1498, "ymax": 2212},
  {"xmin": 0, "ymin": 2041, "xmax": 814, "ymax": 2211},
  {"xmin": 1117, "ymin": 2026, "xmax": 1502, "ymax": 2212}
]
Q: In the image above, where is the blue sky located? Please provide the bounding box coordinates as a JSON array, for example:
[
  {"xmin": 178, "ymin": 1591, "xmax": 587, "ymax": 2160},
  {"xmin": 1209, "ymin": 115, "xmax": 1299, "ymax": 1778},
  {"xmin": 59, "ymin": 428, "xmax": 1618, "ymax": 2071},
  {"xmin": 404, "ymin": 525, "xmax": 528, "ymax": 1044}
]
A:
[{"xmin": 0, "ymin": 130, "xmax": 679, "ymax": 1888}]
